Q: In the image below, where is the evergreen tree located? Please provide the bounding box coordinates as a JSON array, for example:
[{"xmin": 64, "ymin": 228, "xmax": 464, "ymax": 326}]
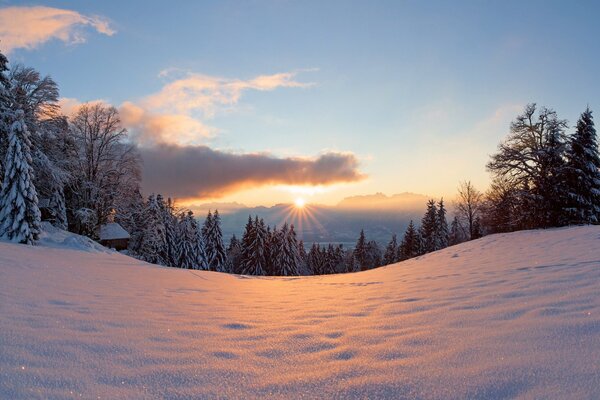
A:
[
  {"xmin": 436, "ymin": 199, "xmax": 449, "ymax": 249},
  {"xmin": 226, "ymin": 234, "xmax": 243, "ymax": 274},
  {"xmin": 324, "ymin": 244, "xmax": 340, "ymax": 274},
  {"xmin": 196, "ymin": 229, "xmax": 208, "ymax": 270},
  {"xmin": 308, "ymin": 243, "xmax": 324, "ymax": 275},
  {"xmin": 420, "ymin": 199, "xmax": 438, "ymax": 253},
  {"xmin": 266, "ymin": 225, "xmax": 280, "ymax": 275},
  {"xmin": 564, "ymin": 108, "xmax": 600, "ymax": 224},
  {"xmin": 273, "ymin": 223, "xmax": 301, "ymax": 276},
  {"xmin": 202, "ymin": 210, "xmax": 227, "ymax": 272},
  {"xmin": 138, "ymin": 194, "xmax": 167, "ymax": 265},
  {"xmin": 0, "ymin": 49, "xmax": 11, "ymax": 178},
  {"xmin": 0, "ymin": 109, "xmax": 41, "ymax": 244},
  {"xmin": 383, "ymin": 234, "xmax": 398, "ymax": 265},
  {"xmin": 239, "ymin": 216, "xmax": 267, "ymax": 275},
  {"xmin": 46, "ymin": 178, "xmax": 67, "ymax": 230},
  {"xmin": 366, "ymin": 240, "xmax": 382, "ymax": 269},
  {"xmin": 176, "ymin": 211, "xmax": 199, "ymax": 269},
  {"xmin": 163, "ymin": 197, "xmax": 178, "ymax": 267},
  {"xmin": 353, "ymin": 229, "xmax": 369, "ymax": 271},
  {"xmin": 399, "ymin": 221, "xmax": 421, "ymax": 260}
]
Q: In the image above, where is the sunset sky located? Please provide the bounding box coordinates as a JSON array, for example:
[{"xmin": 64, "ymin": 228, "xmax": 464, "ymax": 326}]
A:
[{"xmin": 2, "ymin": 0, "xmax": 600, "ymax": 207}]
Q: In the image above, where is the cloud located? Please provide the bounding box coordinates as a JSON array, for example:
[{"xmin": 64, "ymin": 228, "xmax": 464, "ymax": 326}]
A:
[
  {"xmin": 57, "ymin": 72, "xmax": 364, "ymax": 199},
  {"xmin": 146, "ymin": 70, "xmax": 313, "ymax": 119},
  {"xmin": 0, "ymin": 6, "xmax": 115, "ymax": 54},
  {"xmin": 139, "ymin": 145, "xmax": 365, "ymax": 199},
  {"xmin": 119, "ymin": 101, "xmax": 214, "ymax": 146},
  {"xmin": 122, "ymin": 69, "xmax": 313, "ymax": 145}
]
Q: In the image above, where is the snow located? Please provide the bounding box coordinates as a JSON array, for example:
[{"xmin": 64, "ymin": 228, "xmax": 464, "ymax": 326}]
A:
[
  {"xmin": 1, "ymin": 226, "xmax": 600, "ymax": 399},
  {"xmin": 98, "ymin": 222, "xmax": 130, "ymax": 241}
]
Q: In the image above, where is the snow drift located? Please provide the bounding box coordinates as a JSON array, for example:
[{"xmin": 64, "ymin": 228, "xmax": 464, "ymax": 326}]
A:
[{"xmin": 1, "ymin": 226, "xmax": 599, "ymax": 399}]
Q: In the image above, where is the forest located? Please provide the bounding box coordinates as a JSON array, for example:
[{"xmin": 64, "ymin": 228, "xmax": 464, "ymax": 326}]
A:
[{"xmin": 1, "ymin": 49, "xmax": 599, "ymax": 276}]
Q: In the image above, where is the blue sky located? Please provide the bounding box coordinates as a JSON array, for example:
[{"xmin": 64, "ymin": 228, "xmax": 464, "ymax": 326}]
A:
[{"xmin": 2, "ymin": 0, "xmax": 600, "ymax": 206}]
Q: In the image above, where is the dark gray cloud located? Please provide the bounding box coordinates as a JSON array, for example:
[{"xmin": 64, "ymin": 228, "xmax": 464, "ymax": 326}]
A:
[{"xmin": 139, "ymin": 144, "xmax": 365, "ymax": 199}]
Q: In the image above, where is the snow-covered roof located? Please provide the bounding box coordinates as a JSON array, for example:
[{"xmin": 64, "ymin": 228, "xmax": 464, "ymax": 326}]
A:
[{"xmin": 99, "ymin": 223, "xmax": 130, "ymax": 240}]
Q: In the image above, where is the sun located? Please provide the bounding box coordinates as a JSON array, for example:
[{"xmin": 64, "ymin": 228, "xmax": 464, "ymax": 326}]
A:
[{"xmin": 294, "ymin": 197, "xmax": 306, "ymax": 208}]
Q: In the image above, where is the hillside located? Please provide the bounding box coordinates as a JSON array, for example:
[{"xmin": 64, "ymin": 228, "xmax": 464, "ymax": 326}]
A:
[{"xmin": 1, "ymin": 226, "xmax": 599, "ymax": 399}]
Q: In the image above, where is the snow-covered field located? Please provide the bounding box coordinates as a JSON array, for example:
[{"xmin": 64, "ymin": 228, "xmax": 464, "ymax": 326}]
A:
[{"xmin": 1, "ymin": 226, "xmax": 600, "ymax": 399}]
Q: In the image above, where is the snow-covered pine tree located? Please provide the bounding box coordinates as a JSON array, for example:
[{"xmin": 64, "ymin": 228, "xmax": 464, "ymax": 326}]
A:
[
  {"xmin": 436, "ymin": 199, "xmax": 449, "ymax": 249},
  {"xmin": 420, "ymin": 199, "xmax": 438, "ymax": 253},
  {"xmin": 0, "ymin": 49, "xmax": 11, "ymax": 179},
  {"xmin": 353, "ymin": 229, "xmax": 369, "ymax": 271},
  {"xmin": 196, "ymin": 229, "xmax": 208, "ymax": 270},
  {"xmin": 279, "ymin": 224, "xmax": 301, "ymax": 276},
  {"xmin": 239, "ymin": 216, "xmax": 267, "ymax": 275},
  {"xmin": 307, "ymin": 243, "xmax": 323, "ymax": 275},
  {"xmin": 138, "ymin": 194, "xmax": 167, "ymax": 265},
  {"xmin": 324, "ymin": 244, "xmax": 339, "ymax": 274},
  {"xmin": 226, "ymin": 234, "xmax": 243, "ymax": 274},
  {"xmin": 383, "ymin": 234, "xmax": 398, "ymax": 265},
  {"xmin": 163, "ymin": 197, "xmax": 178, "ymax": 267},
  {"xmin": 564, "ymin": 108, "xmax": 600, "ymax": 225},
  {"xmin": 201, "ymin": 210, "xmax": 213, "ymax": 243},
  {"xmin": 297, "ymin": 239, "xmax": 307, "ymax": 273},
  {"xmin": 265, "ymin": 225, "xmax": 279, "ymax": 275},
  {"xmin": 154, "ymin": 194, "xmax": 170, "ymax": 264},
  {"xmin": 542, "ymin": 122, "xmax": 568, "ymax": 227},
  {"xmin": 46, "ymin": 176, "xmax": 67, "ymax": 230},
  {"xmin": 176, "ymin": 210, "xmax": 199, "ymax": 269},
  {"xmin": 0, "ymin": 109, "xmax": 41, "ymax": 244},
  {"xmin": 206, "ymin": 210, "xmax": 227, "ymax": 272}
]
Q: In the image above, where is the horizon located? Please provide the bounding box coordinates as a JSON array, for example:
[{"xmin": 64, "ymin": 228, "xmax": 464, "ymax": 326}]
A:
[{"xmin": 2, "ymin": 1, "xmax": 599, "ymax": 207}]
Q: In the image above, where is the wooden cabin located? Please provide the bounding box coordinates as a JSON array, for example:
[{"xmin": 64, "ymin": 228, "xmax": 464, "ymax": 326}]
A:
[{"xmin": 98, "ymin": 223, "xmax": 130, "ymax": 250}]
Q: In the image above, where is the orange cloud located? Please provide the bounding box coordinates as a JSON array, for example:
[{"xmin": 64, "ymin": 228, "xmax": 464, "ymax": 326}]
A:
[
  {"xmin": 0, "ymin": 6, "xmax": 115, "ymax": 53},
  {"xmin": 119, "ymin": 101, "xmax": 213, "ymax": 146},
  {"xmin": 140, "ymin": 145, "xmax": 365, "ymax": 199}
]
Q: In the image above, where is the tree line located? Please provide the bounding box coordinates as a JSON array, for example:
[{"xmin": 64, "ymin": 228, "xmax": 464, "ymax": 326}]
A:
[{"xmin": 0, "ymin": 47, "xmax": 598, "ymax": 274}]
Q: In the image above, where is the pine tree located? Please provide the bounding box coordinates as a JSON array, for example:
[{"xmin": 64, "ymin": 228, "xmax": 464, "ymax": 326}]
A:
[
  {"xmin": 163, "ymin": 197, "xmax": 178, "ymax": 267},
  {"xmin": 47, "ymin": 179, "xmax": 67, "ymax": 230},
  {"xmin": 239, "ymin": 216, "xmax": 267, "ymax": 275},
  {"xmin": 399, "ymin": 220, "xmax": 421, "ymax": 260},
  {"xmin": 273, "ymin": 223, "xmax": 301, "ymax": 276},
  {"xmin": 308, "ymin": 243, "xmax": 323, "ymax": 275},
  {"xmin": 226, "ymin": 234, "xmax": 243, "ymax": 274},
  {"xmin": 324, "ymin": 244, "xmax": 339, "ymax": 274},
  {"xmin": 0, "ymin": 50, "xmax": 10, "ymax": 179},
  {"xmin": 0, "ymin": 109, "xmax": 41, "ymax": 244},
  {"xmin": 196, "ymin": 230, "xmax": 208, "ymax": 270},
  {"xmin": 138, "ymin": 194, "xmax": 167, "ymax": 265},
  {"xmin": 564, "ymin": 108, "xmax": 600, "ymax": 225},
  {"xmin": 353, "ymin": 229, "xmax": 369, "ymax": 271},
  {"xmin": 176, "ymin": 211, "xmax": 199, "ymax": 269},
  {"xmin": 366, "ymin": 240, "xmax": 382, "ymax": 269},
  {"xmin": 202, "ymin": 210, "xmax": 227, "ymax": 272},
  {"xmin": 420, "ymin": 199, "xmax": 438, "ymax": 253},
  {"xmin": 436, "ymin": 199, "xmax": 449, "ymax": 249},
  {"xmin": 383, "ymin": 234, "xmax": 398, "ymax": 265}
]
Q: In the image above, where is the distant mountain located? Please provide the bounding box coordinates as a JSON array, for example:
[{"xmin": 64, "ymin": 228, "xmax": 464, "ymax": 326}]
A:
[
  {"xmin": 337, "ymin": 192, "xmax": 429, "ymax": 212},
  {"xmin": 192, "ymin": 193, "xmax": 431, "ymax": 247}
]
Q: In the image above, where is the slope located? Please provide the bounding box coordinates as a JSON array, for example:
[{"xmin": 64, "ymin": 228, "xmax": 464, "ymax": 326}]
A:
[{"xmin": 1, "ymin": 226, "xmax": 599, "ymax": 399}]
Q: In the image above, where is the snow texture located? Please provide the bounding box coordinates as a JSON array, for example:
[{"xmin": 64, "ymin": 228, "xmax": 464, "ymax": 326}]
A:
[
  {"xmin": 1, "ymin": 226, "xmax": 600, "ymax": 399},
  {"xmin": 98, "ymin": 222, "xmax": 130, "ymax": 241}
]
